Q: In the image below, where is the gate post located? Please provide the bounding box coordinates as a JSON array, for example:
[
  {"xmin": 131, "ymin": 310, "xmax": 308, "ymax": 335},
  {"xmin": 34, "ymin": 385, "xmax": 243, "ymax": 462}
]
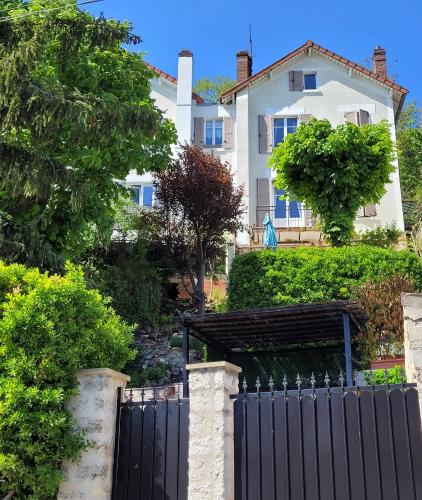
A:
[
  {"xmin": 57, "ymin": 368, "xmax": 130, "ymax": 500},
  {"xmin": 187, "ymin": 361, "xmax": 241, "ymax": 500},
  {"xmin": 402, "ymin": 293, "xmax": 422, "ymax": 415}
]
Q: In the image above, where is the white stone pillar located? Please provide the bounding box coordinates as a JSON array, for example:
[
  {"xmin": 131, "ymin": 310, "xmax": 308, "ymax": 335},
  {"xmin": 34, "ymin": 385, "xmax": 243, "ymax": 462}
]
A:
[
  {"xmin": 402, "ymin": 293, "xmax": 422, "ymax": 415},
  {"xmin": 187, "ymin": 361, "xmax": 241, "ymax": 500},
  {"xmin": 57, "ymin": 368, "xmax": 130, "ymax": 500}
]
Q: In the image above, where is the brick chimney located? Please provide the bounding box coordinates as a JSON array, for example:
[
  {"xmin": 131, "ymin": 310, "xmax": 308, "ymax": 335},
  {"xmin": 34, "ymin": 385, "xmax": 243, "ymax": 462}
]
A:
[
  {"xmin": 373, "ymin": 46, "xmax": 387, "ymax": 79},
  {"xmin": 236, "ymin": 51, "xmax": 252, "ymax": 82}
]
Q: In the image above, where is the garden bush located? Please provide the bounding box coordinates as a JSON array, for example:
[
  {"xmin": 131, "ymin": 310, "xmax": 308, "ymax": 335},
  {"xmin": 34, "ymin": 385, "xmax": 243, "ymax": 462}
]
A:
[
  {"xmin": 0, "ymin": 262, "xmax": 134, "ymax": 499},
  {"xmin": 363, "ymin": 366, "xmax": 406, "ymax": 385},
  {"xmin": 227, "ymin": 246, "xmax": 422, "ymax": 311}
]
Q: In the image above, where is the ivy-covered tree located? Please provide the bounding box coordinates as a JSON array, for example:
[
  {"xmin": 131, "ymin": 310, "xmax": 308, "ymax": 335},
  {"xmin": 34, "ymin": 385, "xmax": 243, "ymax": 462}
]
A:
[
  {"xmin": 396, "ymin": 101, "xmax": 422, "ymax": 225},
  {"xmin": 0, "ymin": 0, "xmax": 176, "ymax": 270},
  {"xmin": 269, "ymin": 119, "xmax": 395, "ymax": 245}
]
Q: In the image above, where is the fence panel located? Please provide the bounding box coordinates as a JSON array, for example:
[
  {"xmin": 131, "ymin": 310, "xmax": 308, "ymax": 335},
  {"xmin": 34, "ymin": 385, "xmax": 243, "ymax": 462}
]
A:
[
  {"xmin": 233, "ymin": 376, "xmax": 422, "ymax": 500},
  {"xmin": 113, "ymin": 391, "xmax": 189, "ymax": 500}
]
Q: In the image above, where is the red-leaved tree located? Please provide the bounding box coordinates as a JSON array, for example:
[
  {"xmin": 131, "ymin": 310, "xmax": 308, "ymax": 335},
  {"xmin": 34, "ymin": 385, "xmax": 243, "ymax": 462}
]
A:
[{"xmin": 145, "ymin": 144, "xmax": 244, "ymax": 314}]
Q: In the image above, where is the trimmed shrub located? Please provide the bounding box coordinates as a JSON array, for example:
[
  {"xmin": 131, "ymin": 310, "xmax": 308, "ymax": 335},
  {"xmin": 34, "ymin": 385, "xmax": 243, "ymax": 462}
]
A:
[
  {"xmin": 363, "ymin": 366, "xmax": 406, "ymax": 385},
  {"xmin": 0, "ymin": 262, "xmax": 135, "ymax": 499},
  {"xmin": 227, "ymin": 246, "xmax": 422, "ymax": 311}
]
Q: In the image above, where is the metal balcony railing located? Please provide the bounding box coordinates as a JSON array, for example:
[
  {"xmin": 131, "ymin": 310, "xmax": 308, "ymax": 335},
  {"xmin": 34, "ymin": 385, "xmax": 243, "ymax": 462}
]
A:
[{"xmin": 256, "ymin": 205, "xmax": 318, "ymax": 228}]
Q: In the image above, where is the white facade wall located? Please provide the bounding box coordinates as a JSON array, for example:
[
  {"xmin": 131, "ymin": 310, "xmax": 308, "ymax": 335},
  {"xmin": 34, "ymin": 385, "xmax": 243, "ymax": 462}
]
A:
[{"xmin": 125, "ymin": 49, "xmax": 405, "ymax": 244}]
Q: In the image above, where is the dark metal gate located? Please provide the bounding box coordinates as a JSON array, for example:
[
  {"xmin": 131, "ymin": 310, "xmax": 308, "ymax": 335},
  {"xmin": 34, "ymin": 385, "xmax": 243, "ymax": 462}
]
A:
[
  {"xmin": 234, "ymin": 379, "xmax": 422, "ymax": 500},
  {"xmin": 112, "ymin": 388, "xmax": 189, "ymax": 500}
]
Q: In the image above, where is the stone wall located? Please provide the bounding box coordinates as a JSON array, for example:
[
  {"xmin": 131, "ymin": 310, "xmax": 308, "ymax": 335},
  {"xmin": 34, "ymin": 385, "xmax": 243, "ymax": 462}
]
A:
[
  {"xmin": 402, "ymin": 293, "xmax": 422, "ymax": 415},
  {"xmin": 57, "ymin": 368, "xmax": 129, "ymax": 500}
]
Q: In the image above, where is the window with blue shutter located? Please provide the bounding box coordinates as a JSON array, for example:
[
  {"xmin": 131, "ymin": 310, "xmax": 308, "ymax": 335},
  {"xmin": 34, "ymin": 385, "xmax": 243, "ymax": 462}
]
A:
[{"xmin": 143, "ymin": 186, "xmax": 153, "ymax": 207}]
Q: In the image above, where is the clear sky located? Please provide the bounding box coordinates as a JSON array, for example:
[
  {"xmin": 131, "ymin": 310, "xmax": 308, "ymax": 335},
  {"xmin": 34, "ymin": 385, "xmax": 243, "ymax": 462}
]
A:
[{"xmin": 84, "ymin": 0, "xmax": 421, "ymax": 107}]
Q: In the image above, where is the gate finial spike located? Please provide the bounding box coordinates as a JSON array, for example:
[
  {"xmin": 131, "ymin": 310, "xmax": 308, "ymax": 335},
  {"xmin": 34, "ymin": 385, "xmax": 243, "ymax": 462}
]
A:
[
  {"xmin": 339, "ymin": 369, "xmax": 345, "ymax": 388},
  {"xmin": 256, "ymin": 376, "xmax": 261, "ymax": 394},
  {"xmin": 369, "ymin": 368, "xmax": 374, "ymax": 387},
  {"xmin": 353, "ymin": 370, "xmax": 359, "ymax": 387},
  {"xmin": 296, "ymin": 373, "xmax": 302, "ymax": 391},
  {"xmin": 269, "ymin": 375, "xmax": 274, "ymax": 393},
  {"xmin": 384, "ymin": 368, "xmax": 389, "ymax": 386},
  {"xmin": 324, "ymin": 371, "xmax": 330, "ymax": 389},
  {"xmin": 283, "ymin": 373, "xmax": 288, "ymax": 394},
  {"xmin": 310, "ymin": 372, "xmax": 316, "ymax": 390},
  {"xmin": 242, "ymin": 376, "xmax": 247, "ymax": 394}
]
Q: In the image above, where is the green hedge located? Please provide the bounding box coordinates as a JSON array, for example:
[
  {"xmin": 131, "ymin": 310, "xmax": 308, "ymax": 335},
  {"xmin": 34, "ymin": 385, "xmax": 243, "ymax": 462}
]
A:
[
  {"xmin": 227, "ymin": 246, "xmax": 422, "ymax": 311},
  {"xmin": 0, "ymin": 262, "xmax": 134, "ymax": 499}
]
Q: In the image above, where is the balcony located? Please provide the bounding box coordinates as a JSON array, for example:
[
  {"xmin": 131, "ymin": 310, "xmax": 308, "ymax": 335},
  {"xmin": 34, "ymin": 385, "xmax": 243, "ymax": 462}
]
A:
[
  {"xmin": 245, "ymin": 205, "xmax": 323, "ymax": 251},
  {"xmin": 256, "ymin": 205, "xmax": 318, "ymax": 229}
]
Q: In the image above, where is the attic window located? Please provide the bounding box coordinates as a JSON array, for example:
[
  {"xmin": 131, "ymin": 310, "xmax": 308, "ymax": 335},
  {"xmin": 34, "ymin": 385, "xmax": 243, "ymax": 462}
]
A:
[{"xmin": 304, "ymin": 72, "xmax": 317, "ymax": 90}]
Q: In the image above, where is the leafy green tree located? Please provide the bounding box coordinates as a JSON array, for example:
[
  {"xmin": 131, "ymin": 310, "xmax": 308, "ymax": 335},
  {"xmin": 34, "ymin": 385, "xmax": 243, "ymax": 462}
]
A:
[
  {"xmin": 269, "ymin": 119, "xmax": 395, "ymax": 245},
  {"xmin": 396, "ymin": 101, "xmax": 422, "ymax": 219},
  {"xmin": 0, "ymin": 0, "xmax": 176, "ymax": 270},
  {"xmin": 193, "ymin": 76, "xmax": 236, "ymax": 103},
  {"xmin": 0, "ymin": 262, "xmax": 134, "ymax": 499}
]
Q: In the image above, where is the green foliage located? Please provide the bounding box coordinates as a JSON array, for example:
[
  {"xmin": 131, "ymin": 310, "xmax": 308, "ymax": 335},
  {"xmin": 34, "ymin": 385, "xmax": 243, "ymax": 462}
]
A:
[
  {"xmin": 269, "ymin": 119, "xmax": 395, "ymax": 246},
  {"xmin": 127, "ymin": 362, "xmax": 169, "ymax": 388},
  {"xmin": 227, "ymin": 246, "xmax": 422, "ymax": 311},
  {"xmin": 193, "ymin": 76, "xmax": 236, "ymax": 103},
  {"xmin": 0, "ymin": 261, "xmax": 134, "ymax": 499},
  {"xmin": 358, "ymin": 224, "xmax": 402, "ymax": 248},
  {"xmin": 0, "ymin": 0, "xmax": 176, "ymax": 270},
  {"xmin": 363, "ymin": 366, "xmax": 406, "ymax": 385},
  {"xmin": 397, "ymin": 102, "xmax": 422, "ymax": 227}
]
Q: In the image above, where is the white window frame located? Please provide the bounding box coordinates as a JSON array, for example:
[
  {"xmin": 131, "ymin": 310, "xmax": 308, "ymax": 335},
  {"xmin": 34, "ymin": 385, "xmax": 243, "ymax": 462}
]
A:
[
  {"xmin": 303, "ymin": 71, "xmax": 319, "ymax": 92},
  {"xmin": 272, "ymin": 116, "xmax": 298, "ymax": 146},
  {"xmin": 204, "ymin": 118, "xmax": 224, "ymax": 148}
]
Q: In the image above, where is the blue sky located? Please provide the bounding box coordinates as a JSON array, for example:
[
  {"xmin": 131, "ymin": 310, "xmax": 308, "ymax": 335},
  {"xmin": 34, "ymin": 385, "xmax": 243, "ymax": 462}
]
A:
[{"xmin": 84, "ymin": 0, "xmax": 421, "ymax": 107}]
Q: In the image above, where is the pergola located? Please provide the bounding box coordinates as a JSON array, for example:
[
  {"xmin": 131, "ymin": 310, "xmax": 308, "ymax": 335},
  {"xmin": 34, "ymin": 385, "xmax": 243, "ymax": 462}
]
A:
[{"xmin": 182, "ymin": 301, "xmax": 366, "ymax": 395}]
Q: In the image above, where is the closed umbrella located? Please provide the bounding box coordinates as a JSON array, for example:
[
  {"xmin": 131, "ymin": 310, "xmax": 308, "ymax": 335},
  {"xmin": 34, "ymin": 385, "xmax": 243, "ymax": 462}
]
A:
[{"xmin": 263, "ymin": 213, "xmax": 278, "ymax": 250}]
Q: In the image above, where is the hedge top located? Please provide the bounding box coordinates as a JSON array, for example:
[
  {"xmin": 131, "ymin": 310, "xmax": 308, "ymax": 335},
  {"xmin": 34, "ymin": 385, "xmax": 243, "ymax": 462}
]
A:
[{"xmin": 227, "ymin": 246, "xmax": 422, "ymax": 311}]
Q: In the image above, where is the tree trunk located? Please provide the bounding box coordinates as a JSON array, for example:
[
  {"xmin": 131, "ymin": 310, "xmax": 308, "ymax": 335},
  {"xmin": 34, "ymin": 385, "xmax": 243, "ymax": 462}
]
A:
[{"xmin": 196, "ymin": 258, "xmax": 206, "ymax": 315}]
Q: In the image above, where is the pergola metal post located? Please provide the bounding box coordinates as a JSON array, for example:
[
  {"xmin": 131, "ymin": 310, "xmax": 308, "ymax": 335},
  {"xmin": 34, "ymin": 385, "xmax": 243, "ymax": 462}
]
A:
[
  {"xmin": 182, "ymin": 325, "xmax": 189, "ymax": 397},
  {"xmin": 342, "ymin": 309, "xmax": 353, "ymax": 386}
]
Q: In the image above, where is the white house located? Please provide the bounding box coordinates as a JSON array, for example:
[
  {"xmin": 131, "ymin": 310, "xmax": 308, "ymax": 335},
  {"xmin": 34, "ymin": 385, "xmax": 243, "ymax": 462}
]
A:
[{"xmin": 124, "ymin": 40, "xmax": 408, "ymax": 248}]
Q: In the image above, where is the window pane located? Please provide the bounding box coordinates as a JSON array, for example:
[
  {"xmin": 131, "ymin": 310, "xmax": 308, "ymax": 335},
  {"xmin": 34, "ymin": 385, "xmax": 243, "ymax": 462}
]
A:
[
  {"xmin": 274, "ymin": 127, "xmax": 284, "ymax": 146},
  {"xmin": 143, "ymin": 186, "xmax": 153, "ymax": 207},
  {"xmin": 289, "ymin": 200, "xmax": 301, "ymax": 218},
  {"xmin": 287, "ymin": 117, "xmax": 297, "ymax": 136},
  {"xmin": 274, "ymin": 118, "xmax": 284, "ymax": 128},
  {"xmin": 205, "ymin": 122, "xmax": 213, "ymax": 145},
  {"xmin": 274, "ymin": 188, "xmax": 286, "ymax": 219},
  {"xmin": 132, "ymin": 186, "xmax": 140, "ymax": 205},
  {"xmin": 215, "ymin": 120, "xmax": 223, "ymax": 146},
  {"xmin": 304, "ymin": 73, "xmax": 317, "ymax": 90}
]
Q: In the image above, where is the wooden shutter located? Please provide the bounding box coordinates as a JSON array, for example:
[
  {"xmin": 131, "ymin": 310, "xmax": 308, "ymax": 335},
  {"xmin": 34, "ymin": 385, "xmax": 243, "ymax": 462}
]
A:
[
  {"xmin": 224, "ymin": 117, "xmax": 233, "ymax": 149},
  {"xmin": 344, "ymin": 111, "xmax": 359, "ymax": 124},
  {"xmin": 293, "ymin": 71, "xmax": 304, "ymax": 91},
  {"xmin": 257, "ymin": 178, "xmax": 271, "ymax": 210},
  {"xmin": 288, "ymin": 71, "xmax": 295, "ymax": 91},
  {"xmin": 299, "ymin": 114, "xmax": 313, "ymax": 123},
  {"xmin": 193, "ymin": 117, "xmax": 204, "ymax": 145},
  {"xmin": 358, "ymin": 109, "xmax": 370, "ymax": 125},
  {"xmin": 364, "ymin": 204, "xmax": 377, "ymax": 216},
  {"xmin": 259, "ymin": 115, "xmax": 272, "ymax": 154},
  {"xmin": 288, "ymin": 71, "xmax": 304, "ymax": 91},
  {"xmin": 357, "ymin": 205, "xmax": 377, "ymax": 216}
]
